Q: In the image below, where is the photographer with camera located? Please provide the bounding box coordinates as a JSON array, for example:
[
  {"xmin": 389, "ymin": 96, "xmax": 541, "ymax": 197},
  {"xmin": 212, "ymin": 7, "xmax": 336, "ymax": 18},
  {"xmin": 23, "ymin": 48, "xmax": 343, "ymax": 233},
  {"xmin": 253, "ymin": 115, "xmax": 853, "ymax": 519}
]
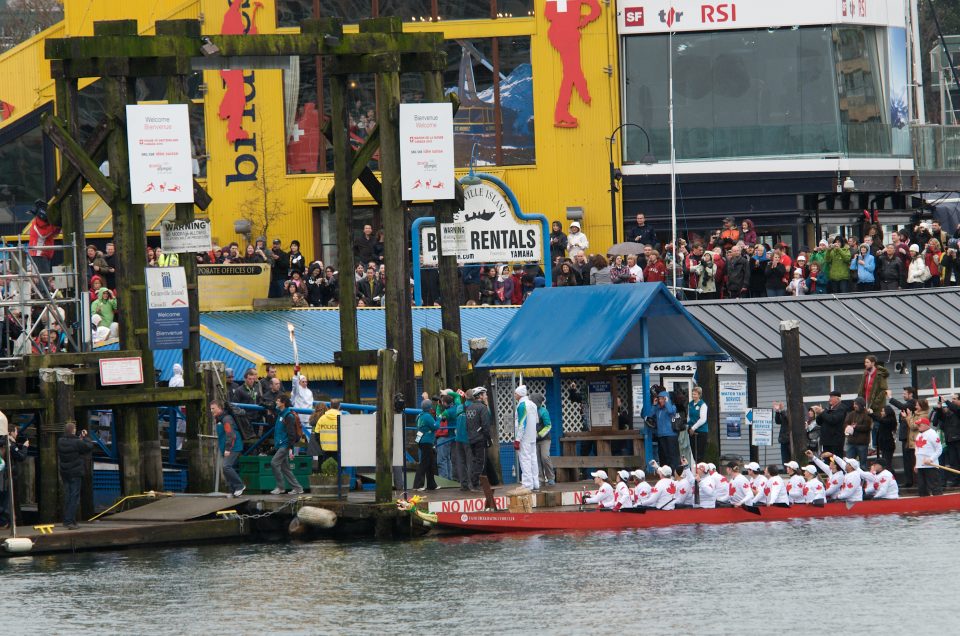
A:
[
  {"xmin": 644, "ymin": 385, "xmax": 681, "ymax": 470},
  {"xmin": 57, "ymin": 421, "xmax": 94, "ymax": 530}
]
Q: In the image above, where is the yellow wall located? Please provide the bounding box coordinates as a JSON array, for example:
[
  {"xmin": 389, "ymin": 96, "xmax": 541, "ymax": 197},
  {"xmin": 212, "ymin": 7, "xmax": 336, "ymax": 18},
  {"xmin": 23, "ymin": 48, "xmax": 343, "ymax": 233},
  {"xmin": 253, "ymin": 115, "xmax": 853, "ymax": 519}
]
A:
[{"xmin": 1, "ymin": 0, "xmax": 623, "ymax": 254}]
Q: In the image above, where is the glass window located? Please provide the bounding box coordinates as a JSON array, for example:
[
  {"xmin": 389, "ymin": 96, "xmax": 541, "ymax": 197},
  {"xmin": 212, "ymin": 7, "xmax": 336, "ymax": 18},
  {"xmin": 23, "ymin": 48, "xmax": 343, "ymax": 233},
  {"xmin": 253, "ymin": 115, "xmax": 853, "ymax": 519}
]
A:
[
  {"xmin": 190, "ymin": 103, "xmax": 207, "ymax": 179},
  {"xmin": 277, "ymin": 0, "xmax": 314, "ymax": 27},
  {"xmin": 437, "ymin": 0, "xmax": 491, "ymax": 21},
  {"xmin": 377, "ymin": 0, "xmax": 431, "ymax": 22},
  {"xmin": 498, "ymin": 0, "xmax": 534, "ymax": 18},
  {"xmin": 917, "ymin": 367, "xmax": 952, "ymax": 393},
  {"xmin": 801, "ymin": 375, "xmax": 830, "ymax": 398},
  {"xmin": 621, "ymin": 26, "xmax": 900, "ymax": 163},
  {"xmin": 833, "ymin": 372, "xmax": 862, "ymax": 396},
  {"xmin": 0, "ymin": 116, "xmax": 51, "ymax": 235},
  {"xmin": 320, "ymin": 0, "xmax": 372, "ymax": 22},
  {"xmin": 285, "ymin": 36, "xmax": 535, "ymax": 174}
]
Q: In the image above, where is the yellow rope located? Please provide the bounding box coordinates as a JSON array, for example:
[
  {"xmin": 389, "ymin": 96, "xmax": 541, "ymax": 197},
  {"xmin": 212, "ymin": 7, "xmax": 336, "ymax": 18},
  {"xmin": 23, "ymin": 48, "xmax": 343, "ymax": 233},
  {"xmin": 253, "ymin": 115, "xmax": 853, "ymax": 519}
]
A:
[{"xmin": 87, "ymin": 491, "xmax": 173, "ymax": 522}]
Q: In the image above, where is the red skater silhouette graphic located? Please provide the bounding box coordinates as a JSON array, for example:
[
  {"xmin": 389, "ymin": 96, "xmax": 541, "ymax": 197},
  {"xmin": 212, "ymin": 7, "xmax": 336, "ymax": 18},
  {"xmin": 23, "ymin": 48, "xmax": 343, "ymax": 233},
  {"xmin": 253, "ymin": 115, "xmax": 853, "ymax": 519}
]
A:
[
  {"xmin": 545, "ymin": 0, "xmax": 602, "ymax": 128},
  {"xmin": 218, "ymin": 0, "xmax": 263, "ymax": 143}
]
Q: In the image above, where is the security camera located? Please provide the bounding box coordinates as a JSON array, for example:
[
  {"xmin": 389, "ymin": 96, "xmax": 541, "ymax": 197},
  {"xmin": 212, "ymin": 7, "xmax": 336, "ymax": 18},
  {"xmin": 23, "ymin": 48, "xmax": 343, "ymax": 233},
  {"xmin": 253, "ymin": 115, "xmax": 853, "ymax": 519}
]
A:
[{"xmin": 894, "ymin": 361, "xmax": 909, "ymax": 375}]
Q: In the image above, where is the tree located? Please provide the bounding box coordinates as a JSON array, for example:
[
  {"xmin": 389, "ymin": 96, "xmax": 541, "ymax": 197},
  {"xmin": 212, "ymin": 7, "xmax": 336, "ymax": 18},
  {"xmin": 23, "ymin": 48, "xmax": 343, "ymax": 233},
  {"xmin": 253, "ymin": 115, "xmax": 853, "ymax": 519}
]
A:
[
  {"xmin": 0, "ymin": 0, "xmax": 63, "ymax": 52},
  {"xmin": 239, "ymin": 130, "xmax": 287, "ymax": 244}
]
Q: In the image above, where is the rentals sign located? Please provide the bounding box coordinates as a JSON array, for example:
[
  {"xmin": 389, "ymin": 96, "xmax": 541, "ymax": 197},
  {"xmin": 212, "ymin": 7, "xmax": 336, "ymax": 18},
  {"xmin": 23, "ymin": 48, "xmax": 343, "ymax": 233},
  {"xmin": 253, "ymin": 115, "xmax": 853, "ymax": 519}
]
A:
[{"xmin": 419, "ymin": 183, "xmax": 543, "ymax": 265}]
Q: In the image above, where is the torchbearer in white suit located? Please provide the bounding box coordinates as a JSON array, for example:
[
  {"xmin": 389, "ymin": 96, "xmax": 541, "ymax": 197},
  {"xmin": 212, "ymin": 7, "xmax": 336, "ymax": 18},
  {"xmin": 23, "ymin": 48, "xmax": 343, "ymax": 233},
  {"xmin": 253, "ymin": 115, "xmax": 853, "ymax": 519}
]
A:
[{"xmin": 514, "ymin": 385, "xmax": 540, "ymax": 491}]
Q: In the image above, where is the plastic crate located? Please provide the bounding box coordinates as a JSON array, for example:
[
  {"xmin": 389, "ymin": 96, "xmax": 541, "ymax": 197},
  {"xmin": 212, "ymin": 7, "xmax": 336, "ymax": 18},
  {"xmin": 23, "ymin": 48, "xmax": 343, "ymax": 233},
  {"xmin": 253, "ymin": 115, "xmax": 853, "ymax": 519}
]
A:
[
  {"xmin": 241, "ymin": 471, "xmax": 310, "ymax": 493},
  {"xmin": 499, "ymin": 442, "xmax": 517, "ymax": 484},
  {"xmin": 239, "ymin": 455, "xmax": 311, "ymax": 493}
]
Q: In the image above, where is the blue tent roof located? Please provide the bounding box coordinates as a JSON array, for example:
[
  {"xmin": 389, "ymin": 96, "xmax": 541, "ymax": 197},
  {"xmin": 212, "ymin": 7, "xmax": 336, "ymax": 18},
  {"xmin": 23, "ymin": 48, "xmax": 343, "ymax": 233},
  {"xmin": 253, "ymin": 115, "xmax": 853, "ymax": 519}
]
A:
[
  {"xmin": 200, "ymin": 306, "xmax": 518, "ymax": 365},
  {"xmin": 476, "ymin": 283, "xmax": 725, "ymax": 369}
]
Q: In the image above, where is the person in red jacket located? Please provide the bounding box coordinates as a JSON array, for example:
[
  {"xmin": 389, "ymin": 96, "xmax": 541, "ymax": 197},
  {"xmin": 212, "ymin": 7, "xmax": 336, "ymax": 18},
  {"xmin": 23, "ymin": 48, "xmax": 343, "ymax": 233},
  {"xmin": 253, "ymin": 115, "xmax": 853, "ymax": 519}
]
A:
[{"xmin": 509, "ymin": 264, "xmax": 525, "ymax": 304}]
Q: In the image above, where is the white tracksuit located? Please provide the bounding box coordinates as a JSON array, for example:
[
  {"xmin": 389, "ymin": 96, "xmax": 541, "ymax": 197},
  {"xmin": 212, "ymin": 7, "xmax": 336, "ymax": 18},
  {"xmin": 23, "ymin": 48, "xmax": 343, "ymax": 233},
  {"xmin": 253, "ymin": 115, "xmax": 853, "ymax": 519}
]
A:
[
  {"xmin": 674, "ymin": 469, "xmax": 696, "ymax": 507},
  {"xmin": 803, "ymin": 477, "xmax": 826, "ymax": 503},
  {"xmin": 633, "ymin": 482, "xmax": 652, "ymax": 506},
  {"xmin": 515, "ymin": 397, "xmax": 540, "ymax": 490},
  {"xmin": 860, "ymin": 469, "xmax": 899, "ymax": 499},
  {"xmin": 727, "ymin": 474, "xmax": 752, "ymax": 505},
  {"xmin": 649, "ymin": 477, "xmax": 677, "ymax": 510},
  {"xmin": 614, "ymin": 481, "xmax": 634, "ymax": 510},
  {"xmin": 714, "ymin": 473, "xmax": 731, "ymax": 504},
  {"xmin": 812, "ymin": 456, "xmax": 843, "ymax": 499},
  {"xmin": 696, "ymin": 473, "xmax": 717, "ymax": 509},
  {"xmin": 585, "ymin": 482, "xmax": 615, "ymax": 509},
  {"xmin": 765, "ymin": 475, "xmax": 790, "ymax": 506},
  {"xmin": 744, "ymin": 474, "xmax": 767, "ymax": 506},
  {"xmin": 786, "ymin": 474, "xmax": 806, "ymax": 505}
]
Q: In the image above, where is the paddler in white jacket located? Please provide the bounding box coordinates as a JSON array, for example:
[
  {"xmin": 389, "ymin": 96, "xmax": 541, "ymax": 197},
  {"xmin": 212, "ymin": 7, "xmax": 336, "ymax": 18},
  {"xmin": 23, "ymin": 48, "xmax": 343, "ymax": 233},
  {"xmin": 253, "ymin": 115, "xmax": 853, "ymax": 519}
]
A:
[
  {"xmin": 784, "ymin": 461, "xmax": 806, "ymax": 505},
  {"xmin": 832, "ymin": 456, "xmax": 864, "ymax": 502},
  {"xmin": 802, "ymin": 465, "xmax": 826, "ymax": 503},
  {"xmin": 763, "ymin": 464, "xmax": 790, "ymax": 506},
  {"xmin": 648, "ymin": 465, "xmax": 677, "ymax": 510},
  {"xmin": 583, "ymin": 470, "xmax": 615, "ymax": 509},
  {"xmin": 808, "ymin": 450, "xmax": 844, "ymax": 500},
  {"xmin": 613, "ymin": 470, "xmax": 634, "ymax": 510},
  {"xmin": 861, "ymin": 457, "xmax": 899, "ymax": 499},
  {"xmin": 631, "ymin": 469, "xmax": 652, "ymax": 506},
  {"xmin": 694, "ymin": 462, "xmax": 717, "ymax": 509}
]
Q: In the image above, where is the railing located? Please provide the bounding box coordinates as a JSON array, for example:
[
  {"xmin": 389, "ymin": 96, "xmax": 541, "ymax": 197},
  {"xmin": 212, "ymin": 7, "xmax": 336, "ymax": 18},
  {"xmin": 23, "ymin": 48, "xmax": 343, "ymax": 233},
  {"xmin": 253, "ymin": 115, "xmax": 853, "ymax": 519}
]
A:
[{"xmin": 912, "ymin": 124, "xmax": 960, "ymax": 171}]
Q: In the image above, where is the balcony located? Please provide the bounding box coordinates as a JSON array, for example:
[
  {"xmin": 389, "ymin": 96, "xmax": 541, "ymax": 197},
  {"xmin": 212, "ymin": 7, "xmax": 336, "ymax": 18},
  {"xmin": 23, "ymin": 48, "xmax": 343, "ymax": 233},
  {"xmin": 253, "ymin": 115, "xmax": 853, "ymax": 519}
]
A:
[{"xmin": 912, "ymin": 124, "xmax": 960, "ymax": 171}]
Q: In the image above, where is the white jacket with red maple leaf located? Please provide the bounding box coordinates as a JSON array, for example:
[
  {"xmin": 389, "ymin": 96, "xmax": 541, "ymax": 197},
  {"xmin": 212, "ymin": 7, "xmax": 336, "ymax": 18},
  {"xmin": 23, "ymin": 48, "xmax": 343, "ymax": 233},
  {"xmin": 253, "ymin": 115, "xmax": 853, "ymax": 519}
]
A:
[
  {"xmin": 765, "ymin": 475, "xmax": 790, "ymax": 505},
  {"xmin": 713, "ymin": 473, "xmax": 730, "ymax": 504},
  {"xmin": 803, "ymin": 477, "xmax": 826, "ymax": 503},
  {"xmin": 633, "ymin": 481, "xmax": 652, "ymax": 506},
  {"xmin": 744, "ymin": 474, "xmax": 768, "ymax": 506},
  {"xmin": 614, "ymin": 480, "xmax": 634, "ymax": 510},
  {"xmin": 786, "ymin": 474, "xmax": 806, "ymax": 504},
  {"xmin": 584, "ymin": 482, "xmax": 615, "ymax": 509},
  {"xmin": 648, "ymin": 477, "xmax": 677, "ymax": 510},
  {"xmin": 673, "ymin": 469, "xmax": 696, "ymax": 507},
  {"xmin": 859, "ymin": 468, "xmax": 898, "ymax": 499},
  {"xmin": 835, "ymin": 468, "xmax": 864, "ymax": 502},
  {"xmin": 915, "ymin": 428, "xmax": 943, "ymax": 469},
  {"xmin": 728, "ymin": 474, "xmax": 752, "ymax": 505},
  {"xmin": 696, "ymin": 473, "xmax": 717, "ymax": 509}
]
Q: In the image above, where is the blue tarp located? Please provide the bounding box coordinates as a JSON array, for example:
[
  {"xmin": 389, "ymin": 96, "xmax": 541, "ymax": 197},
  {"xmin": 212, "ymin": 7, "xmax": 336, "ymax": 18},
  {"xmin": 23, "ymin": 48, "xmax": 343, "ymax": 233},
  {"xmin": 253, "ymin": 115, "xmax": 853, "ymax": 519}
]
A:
[{"xmin": 476, "ymin": 283, "xmax": 725, "ymax": 369}]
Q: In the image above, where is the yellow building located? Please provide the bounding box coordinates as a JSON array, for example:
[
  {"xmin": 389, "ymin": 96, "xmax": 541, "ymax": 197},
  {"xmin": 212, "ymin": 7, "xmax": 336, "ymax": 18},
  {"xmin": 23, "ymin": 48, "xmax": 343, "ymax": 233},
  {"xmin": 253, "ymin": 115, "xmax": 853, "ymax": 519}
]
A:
[{"xmin": 0, "ymin": 0, "xmax": 625, "ymax": 255}]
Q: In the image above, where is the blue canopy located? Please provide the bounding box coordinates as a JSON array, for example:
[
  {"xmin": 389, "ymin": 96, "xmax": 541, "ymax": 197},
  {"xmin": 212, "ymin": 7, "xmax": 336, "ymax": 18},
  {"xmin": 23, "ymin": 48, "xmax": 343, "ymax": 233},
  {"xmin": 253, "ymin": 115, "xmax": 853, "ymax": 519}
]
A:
[{"xmin": 476, "ymin": 283, "xmax": 725, "ymax": 369}]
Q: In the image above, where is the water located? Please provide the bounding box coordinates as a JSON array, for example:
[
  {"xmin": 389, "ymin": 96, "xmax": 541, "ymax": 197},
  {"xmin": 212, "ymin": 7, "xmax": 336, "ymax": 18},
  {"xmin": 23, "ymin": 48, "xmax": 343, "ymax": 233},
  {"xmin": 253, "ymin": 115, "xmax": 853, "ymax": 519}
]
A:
[{"xmin": 3, "ymin": 513, "xmax": 960, "ymax": 634}]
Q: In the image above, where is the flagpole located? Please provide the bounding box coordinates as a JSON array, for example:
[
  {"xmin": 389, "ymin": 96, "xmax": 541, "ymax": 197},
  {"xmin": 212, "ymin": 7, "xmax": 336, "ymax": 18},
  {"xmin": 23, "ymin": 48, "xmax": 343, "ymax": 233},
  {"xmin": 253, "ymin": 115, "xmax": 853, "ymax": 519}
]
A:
[{"xmin": 668, "ymin": 16, "xmax": 678, "ymax": 295}]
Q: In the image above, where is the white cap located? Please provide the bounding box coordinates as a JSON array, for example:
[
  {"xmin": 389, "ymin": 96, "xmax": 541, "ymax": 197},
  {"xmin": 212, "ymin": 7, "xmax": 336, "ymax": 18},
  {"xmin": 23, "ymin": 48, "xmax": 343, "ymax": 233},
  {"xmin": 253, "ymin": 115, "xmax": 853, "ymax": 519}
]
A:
[
  {"xmin": 819, "ymin": 239, "xmax": 829, "ymax": 247},
  {"xmin": 707, "ymin": 463, "xmax": 716, "ymax": 472},
  {"xmin": 514, "ymin": 385, "xmax": 527, "ymax": 397},
  {"xmin": 802, "ymin": 464, "xmax": 818, "ymax": 475},
  {"xmin": 910, "ymin": 244, "xmax": 920, "ymax": 253},
  {"xmin": 618, "ymin": 469, "xmax": 631, "ymax": 481},
  {"xmin": 696, "ymin": 462, "xmax": 708, "ymax": 472},
  {"xmin": 784, "ymin": 460, "xmax": 800, "ymax": 471},
  {"xmin": 590, "ymin": 470, "xmax": 608, "ymax": 480},
  {"xmin": 846, "ymin": 458, "xmax": 860, "ymax": 471},
  {"xmin": 658, "ymin": 465, "xmax": 672, "ymax": 478},
  {"xmin": 744, "ymin": 462, "xmax": 761, "ymax": 472},
  {"xmin": 632, "ymin": 469, "xmax": 646, "ymax": 481},
  {"xmin": 471, "ymin": 386, "xmax": 487, "ymax": 396},
  {"xmin": 569, "ymin": 221, "xmax": 581, "ymax": 229}
]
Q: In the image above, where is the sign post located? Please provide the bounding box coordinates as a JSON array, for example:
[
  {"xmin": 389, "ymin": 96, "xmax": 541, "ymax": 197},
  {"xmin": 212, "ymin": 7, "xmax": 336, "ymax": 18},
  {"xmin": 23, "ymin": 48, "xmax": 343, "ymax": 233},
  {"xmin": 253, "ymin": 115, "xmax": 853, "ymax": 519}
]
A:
[{"xmin": 145, "ymin": 267, "xmax": 190, "ymax": 350}]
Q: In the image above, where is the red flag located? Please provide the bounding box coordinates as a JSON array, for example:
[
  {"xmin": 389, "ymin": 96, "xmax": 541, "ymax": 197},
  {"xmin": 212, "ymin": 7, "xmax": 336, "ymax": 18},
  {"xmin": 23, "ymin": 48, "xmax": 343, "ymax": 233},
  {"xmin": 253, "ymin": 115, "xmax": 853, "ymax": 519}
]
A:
[{"xmin": 932, "ymin": 377, "xmax": 939, "ymax": 397}]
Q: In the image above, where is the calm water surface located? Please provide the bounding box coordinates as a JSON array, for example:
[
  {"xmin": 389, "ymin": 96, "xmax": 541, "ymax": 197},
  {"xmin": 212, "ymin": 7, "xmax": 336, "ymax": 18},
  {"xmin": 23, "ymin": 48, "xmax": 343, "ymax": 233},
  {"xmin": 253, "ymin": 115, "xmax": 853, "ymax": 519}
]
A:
[{"xmin": 2, "ymin": 513, "xmax": 959, "ymax": 634}]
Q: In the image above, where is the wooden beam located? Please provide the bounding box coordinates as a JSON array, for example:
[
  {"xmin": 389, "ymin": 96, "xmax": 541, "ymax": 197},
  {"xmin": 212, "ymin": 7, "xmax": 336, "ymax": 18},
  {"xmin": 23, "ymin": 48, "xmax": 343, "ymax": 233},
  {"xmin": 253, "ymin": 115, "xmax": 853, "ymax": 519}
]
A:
[
  {"xmin": 330, "ymin": 75, "xmax": 360, "ymax": 404},
  {"xmin": 334, "ymin": 350, "xmax": 379, "ymax": 367},
  {"xmin": 375, "ymin": 349, "xmax": 398, "ymax": 506},
  {"xmin": 780, "ymin": 320, "xmax": 808, "ymax": 464},
  {"xmin": 46, "ymin": 119, "xmax": 110, "ymax": 226},
  {"xmin": 73, "ymin": 388, "xmax": 207, "ymax": 408},
  {"xmin": 50, "ymin": 56, "xmax": 194, "ymax": 79},
  {"xmin": 21, "ymin": 349, "xmax": 146, "ymax": 370},
  {"xmin": 193, "ymin": 179, "xmax": 212, "ymax": 210},
  {"xmin": 41, "ymin": 114, "xmax": 119, "ymax": 206},
  {"xmin": 38, "ymin": 369, "xmax": 59, "ymax": 523}
]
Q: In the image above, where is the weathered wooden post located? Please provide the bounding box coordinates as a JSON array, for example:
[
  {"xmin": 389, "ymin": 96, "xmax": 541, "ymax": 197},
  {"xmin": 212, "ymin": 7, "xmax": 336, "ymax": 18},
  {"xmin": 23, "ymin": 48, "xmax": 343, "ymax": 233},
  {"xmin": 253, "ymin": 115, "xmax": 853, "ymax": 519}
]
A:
[
  {"xmin": 698, "ymin": 360, "xmax": 720, "ymax": 464},
  {"xmin": 54, "ymin": 368, "xmax": 92, "ymax": 517},
  {"xmin": 370, "ymin": 18, "xmax": 417, "ymax": 409},
  {"xmin": 440, "ymin": 329, "xmax": 464, "ymax": 389},
  {"xmin": 195, "ymin": 361, "xmax": 226, "ymax": 492},
  {"xmin": 469, "ymin": 337, "xmax": 501, "ymax": 484},
  {"xmin": 375, "ymin": 349, "xmax": 398, "ymax": 507},
  {"xmin": 157, "ymin": 19, "xmax": 205, "ymax": 494},
  {"xmin": 779, "ymin": 320, "xmax": 807, "ymax": 463},
  {"xmin": 38, "ymin": 369, "xmax": 60, "ymax": 522},
  {"xmin": 420, "ymin": 329, "xmax": 444, "ymax": 398},
  {"xmin": 422, "ymin": 71, "xmax": 462, "ymax": 338}
]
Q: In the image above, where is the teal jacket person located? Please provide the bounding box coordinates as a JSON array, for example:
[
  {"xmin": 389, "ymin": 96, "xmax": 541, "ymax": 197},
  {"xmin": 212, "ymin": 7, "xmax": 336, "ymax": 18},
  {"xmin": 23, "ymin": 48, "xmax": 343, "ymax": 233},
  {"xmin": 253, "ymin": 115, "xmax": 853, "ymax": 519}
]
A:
[
  {"xmin": 416, "ymin": 409, "xmax": 438, "ymax": 445},
  {"xmin": 454, "ymin": 397, "xmax": 471, "ymax": 443},
  {"xmin": 274, "ymin": 407, "xmax": 296, "ymax": 449}
]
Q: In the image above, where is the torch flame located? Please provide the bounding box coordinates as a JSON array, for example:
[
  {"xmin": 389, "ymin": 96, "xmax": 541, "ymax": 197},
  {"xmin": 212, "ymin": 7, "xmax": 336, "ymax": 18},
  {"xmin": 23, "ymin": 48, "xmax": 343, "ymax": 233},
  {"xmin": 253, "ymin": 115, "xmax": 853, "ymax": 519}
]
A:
[{"xmin": 287, "ymin": 322, "xmax": 295, "ymax": 341}]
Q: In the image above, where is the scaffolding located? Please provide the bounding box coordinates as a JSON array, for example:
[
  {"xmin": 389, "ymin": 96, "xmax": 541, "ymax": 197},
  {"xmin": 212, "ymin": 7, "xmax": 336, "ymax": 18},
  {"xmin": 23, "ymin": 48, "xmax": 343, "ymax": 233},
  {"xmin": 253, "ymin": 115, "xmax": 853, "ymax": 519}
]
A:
[{"xmin": 0, "ymin": 237, "xmax": 86, "ymax": 364}]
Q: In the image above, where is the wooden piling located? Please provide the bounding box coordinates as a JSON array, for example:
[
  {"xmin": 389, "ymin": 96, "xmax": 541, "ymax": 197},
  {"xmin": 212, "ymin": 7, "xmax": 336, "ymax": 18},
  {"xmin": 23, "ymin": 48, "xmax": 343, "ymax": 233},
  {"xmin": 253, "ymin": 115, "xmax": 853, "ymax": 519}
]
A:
[
  {"xmin": 375, "ymin": 349, "xmax": 398, "ymax": 505},
  {"xmin": 440, "ymin": 329, "xmax": 464, "ymax": 389},
  {"xmin": 698, "ymin": 360, "xmax": 720, "ymax": 464},
  {"xmin": 330, "ymin": 75, "xmax": 361, "ymax": 404},
  {"xmin": 376, "ymin": 57, "xmax": 417, "ymax": 408},
  {"xmin": 779, "ymin": 320, "xmax": 807, "ymax": 463},
  {"xmin": 196, "ymin": 361, "xmax": 226, "ymax": 493},
  {"xmin": 420, "ymin": 329, "xmax": 444, "ymax": 398},
  {"xmin": 38, "ymin": 368, "xmax": 60, "ymax": 523}
]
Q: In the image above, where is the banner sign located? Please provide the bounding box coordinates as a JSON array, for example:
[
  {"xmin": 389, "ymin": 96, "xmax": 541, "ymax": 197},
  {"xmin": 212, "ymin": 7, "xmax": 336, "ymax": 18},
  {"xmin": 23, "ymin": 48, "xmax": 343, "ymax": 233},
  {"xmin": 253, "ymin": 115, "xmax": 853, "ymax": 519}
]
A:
[
  {"xmin": 99, "ymin": 357, "xmax": 144, "ymax": 386},
  {"xmin": 160, "ymin": 219, "xmax": 212, "ymax": 253},
  {"xmin": 725, "ymin": 414, "xmax": 742, "ymax": 439},
  {"xmin": 719, "ymin": 379, "xmax": 748, "ymax": 413},
  {"xmin": 419, "ymin": 183, "xmax": 543, "ymax": 265},
  {"xmin": 146, "ymin": 267, "xmax": 189, "ymax": 350},
  {"xmin": 126, "ymin": 104, "xmax": 194, "ymax": 204},
  {"xmin": 197, "ymin": 264, "xmax": 270, "ymax": 310},
  {"xmin": 616, "ymin": 0, "xmax": 907, "ymax": 35},
  {"xmin": 399, "ymin": 103, "xmax": 455, "ymax": 201},
  {"xmin": 748, "ymin": 408, "xmax": 773, "ymax": 446},
  {"xmin": 339, "ymin": 414, "xmax": 405, "ymax": 467},
  {"xmin": 588, "ymin": 380, "xmax": 613, "ymax": 428}
]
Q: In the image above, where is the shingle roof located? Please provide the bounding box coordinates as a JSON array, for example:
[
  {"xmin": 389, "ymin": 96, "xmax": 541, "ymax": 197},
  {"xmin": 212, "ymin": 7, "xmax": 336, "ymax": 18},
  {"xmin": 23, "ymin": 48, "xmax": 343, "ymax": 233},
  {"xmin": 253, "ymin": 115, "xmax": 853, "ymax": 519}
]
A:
[
  {"xmin": 684, "ymin": 288, "xmax": 960, "ymax": 367},
  {"xmin": 199, "ymin": 306, "xmax": 518, "ymax": 365}
]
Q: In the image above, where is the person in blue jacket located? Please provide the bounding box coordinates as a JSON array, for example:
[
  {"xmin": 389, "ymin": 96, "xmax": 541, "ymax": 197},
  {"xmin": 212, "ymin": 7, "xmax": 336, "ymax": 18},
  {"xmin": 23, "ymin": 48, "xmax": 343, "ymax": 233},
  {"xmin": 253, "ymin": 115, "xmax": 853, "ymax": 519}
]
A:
[
  {"xmin": 413, "ymin": 399, "xmax": 438, "ymax": 491},
  {"xmin": 645, "ymin": 390, "xmax": 680, "ymax": 471},
  {"xmin": 211, "ymin": 400, "xmax": 245, "ymax": 497},
  {"xmin": 852, "ymin": 244, "xmax": 876, "ymax": 292}
]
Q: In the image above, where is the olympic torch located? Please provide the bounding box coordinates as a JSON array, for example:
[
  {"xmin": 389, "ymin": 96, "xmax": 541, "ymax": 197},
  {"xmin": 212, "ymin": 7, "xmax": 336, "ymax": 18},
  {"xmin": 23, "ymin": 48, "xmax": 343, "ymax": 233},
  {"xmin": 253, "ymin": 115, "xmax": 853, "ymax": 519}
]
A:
[{"xmin": 287, "ymin": 323, "xmax": 300, "ymax": 373}]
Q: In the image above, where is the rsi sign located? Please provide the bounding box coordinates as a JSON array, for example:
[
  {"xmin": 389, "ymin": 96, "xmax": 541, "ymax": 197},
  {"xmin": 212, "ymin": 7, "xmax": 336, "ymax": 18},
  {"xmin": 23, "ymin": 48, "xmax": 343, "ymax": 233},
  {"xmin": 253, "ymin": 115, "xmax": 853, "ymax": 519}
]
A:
[{"xmin": 623, "ymin": 4, "xmax": 737, "ymax": 27}]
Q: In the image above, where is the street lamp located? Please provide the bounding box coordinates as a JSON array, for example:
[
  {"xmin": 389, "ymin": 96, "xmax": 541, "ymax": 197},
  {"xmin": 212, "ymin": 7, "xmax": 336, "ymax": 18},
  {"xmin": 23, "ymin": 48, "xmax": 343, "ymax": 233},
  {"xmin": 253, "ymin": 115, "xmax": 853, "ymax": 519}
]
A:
[{"xmin": 608, "ymin": 123, "xmax": 656, "ymax": 244}]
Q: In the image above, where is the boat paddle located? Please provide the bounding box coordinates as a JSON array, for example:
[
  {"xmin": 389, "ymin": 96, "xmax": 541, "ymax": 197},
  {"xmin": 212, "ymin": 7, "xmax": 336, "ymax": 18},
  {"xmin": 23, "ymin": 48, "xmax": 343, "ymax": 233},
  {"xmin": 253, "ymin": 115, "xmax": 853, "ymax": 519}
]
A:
[
  {"xmin": 740, "ymin": 503, "xmax": 761, "ymax": 516},
  {"xmin": 932, "ymin": 464, "xmax": 960, "ymax": 477}
]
